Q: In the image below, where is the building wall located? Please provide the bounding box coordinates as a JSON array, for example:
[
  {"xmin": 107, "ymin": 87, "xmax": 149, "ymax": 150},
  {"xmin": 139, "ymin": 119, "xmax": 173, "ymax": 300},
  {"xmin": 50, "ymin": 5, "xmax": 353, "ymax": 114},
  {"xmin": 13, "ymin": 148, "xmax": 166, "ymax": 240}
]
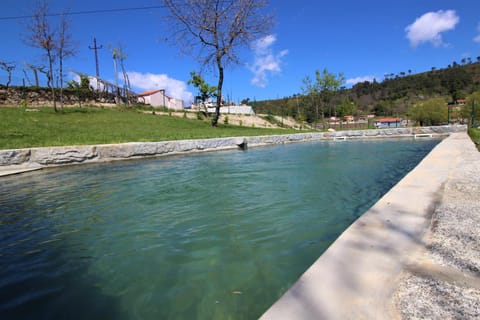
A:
[
  {"xmin": 148, "ymin": 92, "xmax": 184, "ymax": 110},
  {"xmin": 206, "ymin": 105, "xmax": 255, "ymax": 115},
  {"xmin": 375, "ymin": 121, "xmax": 401, "ymax": 128}
]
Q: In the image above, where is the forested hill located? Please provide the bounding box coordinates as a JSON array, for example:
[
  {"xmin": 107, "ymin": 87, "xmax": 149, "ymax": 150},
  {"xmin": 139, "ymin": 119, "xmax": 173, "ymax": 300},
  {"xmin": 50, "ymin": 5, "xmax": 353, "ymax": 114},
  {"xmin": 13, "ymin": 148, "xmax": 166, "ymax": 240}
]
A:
[
  {"xmin": 252, "ymin": 61, "xmax": 480, "ymax": 121},
  {"xmin": 350, "ymin": 62, "xmax": 480, "ymax": 109}
]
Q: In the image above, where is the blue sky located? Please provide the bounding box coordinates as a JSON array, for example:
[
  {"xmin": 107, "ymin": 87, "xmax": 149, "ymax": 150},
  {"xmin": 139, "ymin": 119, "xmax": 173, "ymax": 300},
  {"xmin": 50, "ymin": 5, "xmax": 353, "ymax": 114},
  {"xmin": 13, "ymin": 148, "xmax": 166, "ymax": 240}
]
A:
[{"xmin": 1, "ymin": 0, "xmax": 479, "ymax": 104}]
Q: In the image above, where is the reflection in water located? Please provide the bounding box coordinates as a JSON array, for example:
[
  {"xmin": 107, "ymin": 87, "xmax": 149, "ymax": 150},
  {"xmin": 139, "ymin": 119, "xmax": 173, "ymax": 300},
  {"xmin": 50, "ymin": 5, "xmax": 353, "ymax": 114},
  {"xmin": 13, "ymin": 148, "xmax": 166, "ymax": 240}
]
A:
[{"xmin": 0, "ymin": 139, "xmax": 439, "ymax": 319}]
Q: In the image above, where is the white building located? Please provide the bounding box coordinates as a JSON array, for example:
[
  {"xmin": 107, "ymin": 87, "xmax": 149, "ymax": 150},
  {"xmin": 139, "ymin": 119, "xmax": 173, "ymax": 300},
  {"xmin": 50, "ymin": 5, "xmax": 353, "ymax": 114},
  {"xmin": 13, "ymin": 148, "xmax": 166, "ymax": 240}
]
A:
[
  {"xmin": 205, "ymin": 104, "xmax": 255, "ymax": 115},
  {"xmin": 137, "ymin": 89, "xmax": 184, "ymax": 110}
]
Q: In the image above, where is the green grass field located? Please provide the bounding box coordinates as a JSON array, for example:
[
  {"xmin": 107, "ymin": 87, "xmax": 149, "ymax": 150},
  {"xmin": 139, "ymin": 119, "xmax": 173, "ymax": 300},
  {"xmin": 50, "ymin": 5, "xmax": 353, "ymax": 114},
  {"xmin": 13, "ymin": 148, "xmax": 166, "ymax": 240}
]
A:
[
  {"xmin": 468, "ymin": 127, "xmax": 480, "ymax": 140},
  {"xmin": 468, "ymin": 127, "xmax": 480, "ymax": 150},
  {"xmin": 0, "ymin": 106, "xmax": 298, "ymax": 149}
]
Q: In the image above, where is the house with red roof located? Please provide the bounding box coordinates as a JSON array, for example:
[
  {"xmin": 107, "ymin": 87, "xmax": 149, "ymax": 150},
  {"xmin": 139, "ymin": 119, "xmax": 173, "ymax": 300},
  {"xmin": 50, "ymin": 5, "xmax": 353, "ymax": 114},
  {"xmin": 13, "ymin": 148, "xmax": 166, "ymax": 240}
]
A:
[
  {"xmin": 137, "ymin": 89, "xmax": 184, "ymax": 110},
  {"xmin": 374, "ymin": 117, "xmax": 402, "ymax": 128}
]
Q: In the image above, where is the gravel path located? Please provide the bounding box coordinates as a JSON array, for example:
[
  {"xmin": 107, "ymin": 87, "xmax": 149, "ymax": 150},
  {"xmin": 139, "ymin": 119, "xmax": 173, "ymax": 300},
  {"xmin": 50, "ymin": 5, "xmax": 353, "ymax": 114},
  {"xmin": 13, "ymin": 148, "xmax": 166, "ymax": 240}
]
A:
[{"xmin": 394, "ymin": 135, "xmax": 480, "ymax": 319}]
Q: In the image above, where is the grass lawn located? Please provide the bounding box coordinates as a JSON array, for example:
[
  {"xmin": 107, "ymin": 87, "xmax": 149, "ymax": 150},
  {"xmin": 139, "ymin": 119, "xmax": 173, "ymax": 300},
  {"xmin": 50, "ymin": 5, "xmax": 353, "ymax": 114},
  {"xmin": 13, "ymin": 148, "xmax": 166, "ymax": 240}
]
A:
[
  {"xmin": 0, "ymin": 106, "xmax": 299, "ymax": 150},
  {"xmin": 468, "ymin": 127, "xmax": 480, "ymax": 150},
  {"xmin": 468, "ymin": 127, "xmax": 480, "ymax": 140}
]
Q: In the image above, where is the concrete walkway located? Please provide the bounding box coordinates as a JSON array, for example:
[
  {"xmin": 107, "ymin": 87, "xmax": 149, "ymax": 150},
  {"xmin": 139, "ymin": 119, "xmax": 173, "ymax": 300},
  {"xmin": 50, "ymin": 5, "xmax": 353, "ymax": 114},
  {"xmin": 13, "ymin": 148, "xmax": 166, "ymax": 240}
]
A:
[{"xmin": 261, "ymin": 132, "xmax": 479, "ymax": 319}]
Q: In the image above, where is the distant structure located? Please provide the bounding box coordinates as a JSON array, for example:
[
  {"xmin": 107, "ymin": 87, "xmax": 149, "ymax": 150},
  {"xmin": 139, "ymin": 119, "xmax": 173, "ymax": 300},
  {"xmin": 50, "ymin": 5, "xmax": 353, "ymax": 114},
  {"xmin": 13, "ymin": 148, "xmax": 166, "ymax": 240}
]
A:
[
  {"xmin": 374, "ymin": 117, "xmax": 402, "ymax": 128},
  {"xmin": 137, "ymin": 89, "xmax": 184, "ymax": 110},
  {"xmin": 192, "ymin": 99, "xmax": 255, "ymax": 115},
  {"xmin": 205, "ymin": 104, "xmax": 255, "ymax": 115},
  {"xmin": 71, "ymin": 70, "xmax": 136, "ymax": 104}
]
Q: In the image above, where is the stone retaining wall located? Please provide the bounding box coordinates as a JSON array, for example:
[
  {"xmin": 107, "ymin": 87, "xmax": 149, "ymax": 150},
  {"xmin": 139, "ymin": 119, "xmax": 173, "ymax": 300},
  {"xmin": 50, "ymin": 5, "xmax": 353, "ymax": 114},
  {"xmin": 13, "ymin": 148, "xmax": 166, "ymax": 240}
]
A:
[
  {"xmin": 0, "ymin": 86, "xmax": 104, "ymax": 106},
  {"xmin": 0, "ymin": 125, "xmax": 467, "ymax": 170}
]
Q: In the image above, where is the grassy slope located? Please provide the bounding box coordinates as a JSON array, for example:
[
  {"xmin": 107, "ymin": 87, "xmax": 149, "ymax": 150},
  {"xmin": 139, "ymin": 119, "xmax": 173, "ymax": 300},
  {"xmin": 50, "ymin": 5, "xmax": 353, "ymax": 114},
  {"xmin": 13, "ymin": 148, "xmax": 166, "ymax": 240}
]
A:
[
  {"xmin": 468, "ymin": 128, "xmax": 480, "ymax": 151},
  {"xmin": 0, "ymin": 107, "xmax": 298, "ymax": 149}
]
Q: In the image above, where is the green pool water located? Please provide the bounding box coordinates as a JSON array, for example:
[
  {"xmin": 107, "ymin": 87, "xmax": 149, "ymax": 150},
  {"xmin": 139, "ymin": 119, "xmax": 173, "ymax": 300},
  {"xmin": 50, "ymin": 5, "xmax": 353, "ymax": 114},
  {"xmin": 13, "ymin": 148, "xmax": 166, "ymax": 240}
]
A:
[{"xmin": 0, "ymin": 138, "xmax": 439, "ymax": 319}]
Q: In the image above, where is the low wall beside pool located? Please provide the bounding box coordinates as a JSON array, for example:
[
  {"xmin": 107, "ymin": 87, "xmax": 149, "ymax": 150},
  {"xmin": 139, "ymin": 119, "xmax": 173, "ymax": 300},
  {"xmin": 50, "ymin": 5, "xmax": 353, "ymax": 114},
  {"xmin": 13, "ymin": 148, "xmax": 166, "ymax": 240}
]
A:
[{"xmin": 0, "ymin": 125, "xmax": 467, "ymax": 174}]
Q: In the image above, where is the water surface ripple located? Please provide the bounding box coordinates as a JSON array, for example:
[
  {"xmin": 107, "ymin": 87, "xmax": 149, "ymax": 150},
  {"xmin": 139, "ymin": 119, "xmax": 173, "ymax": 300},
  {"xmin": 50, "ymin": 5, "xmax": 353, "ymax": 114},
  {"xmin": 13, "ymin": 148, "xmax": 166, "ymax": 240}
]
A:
[{"xmin": 0, "ymin": 139, "xmax": 439, "ymax": 319}]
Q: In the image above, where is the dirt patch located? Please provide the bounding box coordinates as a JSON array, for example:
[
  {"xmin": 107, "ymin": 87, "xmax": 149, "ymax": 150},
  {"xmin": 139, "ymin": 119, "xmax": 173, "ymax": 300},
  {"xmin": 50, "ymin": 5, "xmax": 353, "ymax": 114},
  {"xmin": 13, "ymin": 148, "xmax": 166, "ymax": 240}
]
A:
[{"xmin": 145, "ymin": 110, "xmax": 308, "ymax": 130}]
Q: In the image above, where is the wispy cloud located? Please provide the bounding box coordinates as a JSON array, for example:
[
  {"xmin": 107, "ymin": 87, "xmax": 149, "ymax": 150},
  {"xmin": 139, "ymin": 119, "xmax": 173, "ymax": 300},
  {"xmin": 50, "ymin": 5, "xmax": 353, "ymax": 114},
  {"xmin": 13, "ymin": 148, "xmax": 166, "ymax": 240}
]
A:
[
  {"xmin": 249, "ymin": 35, "xmax": 288, "ymax": 88},
  {"xmin": 128, "ymin": 71, "xmax": 193, "ymax": 103},
  {"xmin": 405, "ymin": 10, "xmax": 459, "ymax": 48},
  {"xmin": 474, "ymin": 23, "xmax": 480, "ymax": 43},
  {"xmin": 346, "ymin": 76, "xmax": 376, "ymax": 86}
]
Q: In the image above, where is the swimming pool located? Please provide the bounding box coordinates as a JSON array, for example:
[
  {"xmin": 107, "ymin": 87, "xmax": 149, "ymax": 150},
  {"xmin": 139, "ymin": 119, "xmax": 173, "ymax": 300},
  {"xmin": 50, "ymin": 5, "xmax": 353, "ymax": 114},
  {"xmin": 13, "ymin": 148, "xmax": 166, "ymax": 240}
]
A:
[{"xmin": 0, "ymin": 138, "xmax": 439, "ymax": 319}]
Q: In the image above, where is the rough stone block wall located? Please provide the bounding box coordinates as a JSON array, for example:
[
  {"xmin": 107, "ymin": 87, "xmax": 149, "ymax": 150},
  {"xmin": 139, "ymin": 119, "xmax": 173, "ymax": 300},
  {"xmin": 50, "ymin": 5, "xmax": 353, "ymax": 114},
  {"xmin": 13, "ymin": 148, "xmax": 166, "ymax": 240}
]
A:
[
  {"xmin": 0, "ymin": 86, "xmax": 111, "ymax": 106},
  {"xmin": 0, "ymin": 125, "xmax": 467, "ymax": 170}
]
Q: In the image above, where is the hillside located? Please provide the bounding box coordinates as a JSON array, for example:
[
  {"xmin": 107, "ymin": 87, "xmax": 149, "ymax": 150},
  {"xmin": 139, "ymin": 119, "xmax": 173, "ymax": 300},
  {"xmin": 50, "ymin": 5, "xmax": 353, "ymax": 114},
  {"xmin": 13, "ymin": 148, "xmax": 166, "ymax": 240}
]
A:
[{"xmin": 252, "ymin": 61, "xmax": 480, "ymax": 122}]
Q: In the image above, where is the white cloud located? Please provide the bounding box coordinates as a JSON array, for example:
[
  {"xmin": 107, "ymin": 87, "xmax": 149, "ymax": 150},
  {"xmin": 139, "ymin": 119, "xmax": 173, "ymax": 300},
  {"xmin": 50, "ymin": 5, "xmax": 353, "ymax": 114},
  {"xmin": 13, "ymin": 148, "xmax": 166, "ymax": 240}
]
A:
[
  {"xmin": 128, "ymin": 71, "xmax": 193, "ymax": 103},
  {"xmin": 249, "ymin": 35, "xmax": 288, "ymax": 88},
  {"xmin": 253, "ymin": 34, "xmax": 277, "ymax": 54},
  {"xmin": 405, "ymin": 10, "xmax": 459, "ymax": 48},
  {"xmin": 346, "ymin": 76, "xmax": 376, "ymax": 86},
  {"xmin": 474, "ymin": 23, "xmax": 480, "ymax": 43}
]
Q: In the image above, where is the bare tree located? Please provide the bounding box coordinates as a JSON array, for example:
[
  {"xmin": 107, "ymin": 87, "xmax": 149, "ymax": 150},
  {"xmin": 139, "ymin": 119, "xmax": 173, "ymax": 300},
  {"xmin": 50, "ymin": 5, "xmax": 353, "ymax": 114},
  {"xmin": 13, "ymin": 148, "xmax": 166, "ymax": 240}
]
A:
[
  {"xmin": 36, "ymin": 66, "xmax": 50, "ymax": 87},
  {"xmin": 109, "ymin": 43, "xmax": 131, "ymax": 104},
  {"xmin": 112, "ymin": 44, "xmax": 131, "ymax": 104},
  {"xmin": 111, "ymin": 47, "xmax": 121, "ymax": 103},
  {"xmin": 57, "ymin": 12, "xmax": 76, "ymax": 109},
  {"xmin": 162, "ymin": 0, "xmax": 274, "ymax": 126},
  {"xmin": 23, "ymin": 69, "xmax": 32, "ymax": 86},
  {"xmin": 25, "ymin": 0, "xmax": 58, "ymax": 111},
  {"xmin": 0, "ymin": 61, "xmax": 16, "ymax": 88},
  {"xmin": 24, "ymin": 62, "xmax": 40, "ymax": 87}
]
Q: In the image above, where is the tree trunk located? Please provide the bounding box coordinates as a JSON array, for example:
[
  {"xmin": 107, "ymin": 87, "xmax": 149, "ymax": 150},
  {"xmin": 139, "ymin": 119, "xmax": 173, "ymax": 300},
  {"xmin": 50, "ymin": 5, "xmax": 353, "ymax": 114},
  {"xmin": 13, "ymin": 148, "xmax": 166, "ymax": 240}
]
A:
[
  {"xmin": 33, "ymin": 69, "xmax": 39, "ymax": 88},
  {"xmin": 212, "ymin": 60, "xmax": 224, "ymax": 127},
  {"xmin": 60, "ymin": 53, "xmax": 64, "ymax": 110},
  {"xmin": 47, "ymin": 50, "xmax": 57, "ymax": 112}
]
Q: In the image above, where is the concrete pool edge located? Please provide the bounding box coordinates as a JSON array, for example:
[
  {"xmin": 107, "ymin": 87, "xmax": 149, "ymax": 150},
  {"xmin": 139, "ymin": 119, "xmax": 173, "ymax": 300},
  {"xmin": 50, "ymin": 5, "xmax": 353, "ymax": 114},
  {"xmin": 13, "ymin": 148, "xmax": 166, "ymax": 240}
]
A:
[
  {"xmin": 0, "ymin": 125, "xmax": 467, "ymax": 177},
  {"xmin": 260, "ymin": 132, "xmax": 480, "ymax": 319}
]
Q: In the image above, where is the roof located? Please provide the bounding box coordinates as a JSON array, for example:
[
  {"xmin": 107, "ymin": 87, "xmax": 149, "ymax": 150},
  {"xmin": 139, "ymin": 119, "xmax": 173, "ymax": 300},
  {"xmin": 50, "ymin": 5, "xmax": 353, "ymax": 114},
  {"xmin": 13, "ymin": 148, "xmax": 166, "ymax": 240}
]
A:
[
  {"xmin": 375, "ymin": 117, "xmax": 401, "ymax": 123},
  {"xmin": 448, "ymin": 99, "xmax": 466, "ymax": 105},
  {"xmin": 137, "ymin": 89, "xmax": 163, "ymax": 97}
]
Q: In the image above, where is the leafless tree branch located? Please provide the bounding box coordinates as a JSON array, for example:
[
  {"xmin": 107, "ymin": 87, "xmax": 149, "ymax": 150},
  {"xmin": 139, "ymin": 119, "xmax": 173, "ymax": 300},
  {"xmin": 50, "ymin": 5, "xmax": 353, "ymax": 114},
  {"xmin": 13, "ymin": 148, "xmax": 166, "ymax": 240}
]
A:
[
  {"xmin": 162, "ymin": 0, "xmax": 273, "ymax": 125},
  {"xmin": 0, "ymin": 61, "xmax": 16, "ymax": 88}
]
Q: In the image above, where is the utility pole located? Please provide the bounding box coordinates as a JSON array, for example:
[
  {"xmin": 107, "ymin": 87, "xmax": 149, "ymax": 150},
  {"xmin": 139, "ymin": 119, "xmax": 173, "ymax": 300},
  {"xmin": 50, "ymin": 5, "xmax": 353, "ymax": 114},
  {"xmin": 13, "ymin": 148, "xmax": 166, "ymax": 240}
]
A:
[{"xmin": 89, "ymin": 38, "xmax": 103, "ymax": 89}]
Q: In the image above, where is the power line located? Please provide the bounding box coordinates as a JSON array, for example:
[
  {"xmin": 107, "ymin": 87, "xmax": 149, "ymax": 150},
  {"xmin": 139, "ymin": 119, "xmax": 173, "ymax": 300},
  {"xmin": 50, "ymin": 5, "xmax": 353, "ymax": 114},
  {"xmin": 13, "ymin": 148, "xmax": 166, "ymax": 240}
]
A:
[{"xmin": 0, "ymin": 5, "xmax": 166, "ymax": 21}]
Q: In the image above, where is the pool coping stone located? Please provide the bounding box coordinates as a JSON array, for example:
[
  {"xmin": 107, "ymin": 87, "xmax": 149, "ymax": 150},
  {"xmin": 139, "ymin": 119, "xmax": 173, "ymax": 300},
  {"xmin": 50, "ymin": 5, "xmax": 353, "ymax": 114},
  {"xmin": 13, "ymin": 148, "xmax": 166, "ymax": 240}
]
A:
[{"xmin": 0, "ymin": 125, "xmax": 466, "ymax": 177}]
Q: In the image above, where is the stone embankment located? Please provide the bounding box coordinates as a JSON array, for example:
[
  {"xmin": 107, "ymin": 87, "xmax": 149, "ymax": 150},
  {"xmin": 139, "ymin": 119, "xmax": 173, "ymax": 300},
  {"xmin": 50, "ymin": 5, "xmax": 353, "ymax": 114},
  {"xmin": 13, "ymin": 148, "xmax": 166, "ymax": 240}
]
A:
[
  {"xmin": 0, "ymin": 125, "xmax": 466, "ymax": 175},
  {"xmin": 0, "ymin": 86, "xmax": 109, "ymax": 106}
]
